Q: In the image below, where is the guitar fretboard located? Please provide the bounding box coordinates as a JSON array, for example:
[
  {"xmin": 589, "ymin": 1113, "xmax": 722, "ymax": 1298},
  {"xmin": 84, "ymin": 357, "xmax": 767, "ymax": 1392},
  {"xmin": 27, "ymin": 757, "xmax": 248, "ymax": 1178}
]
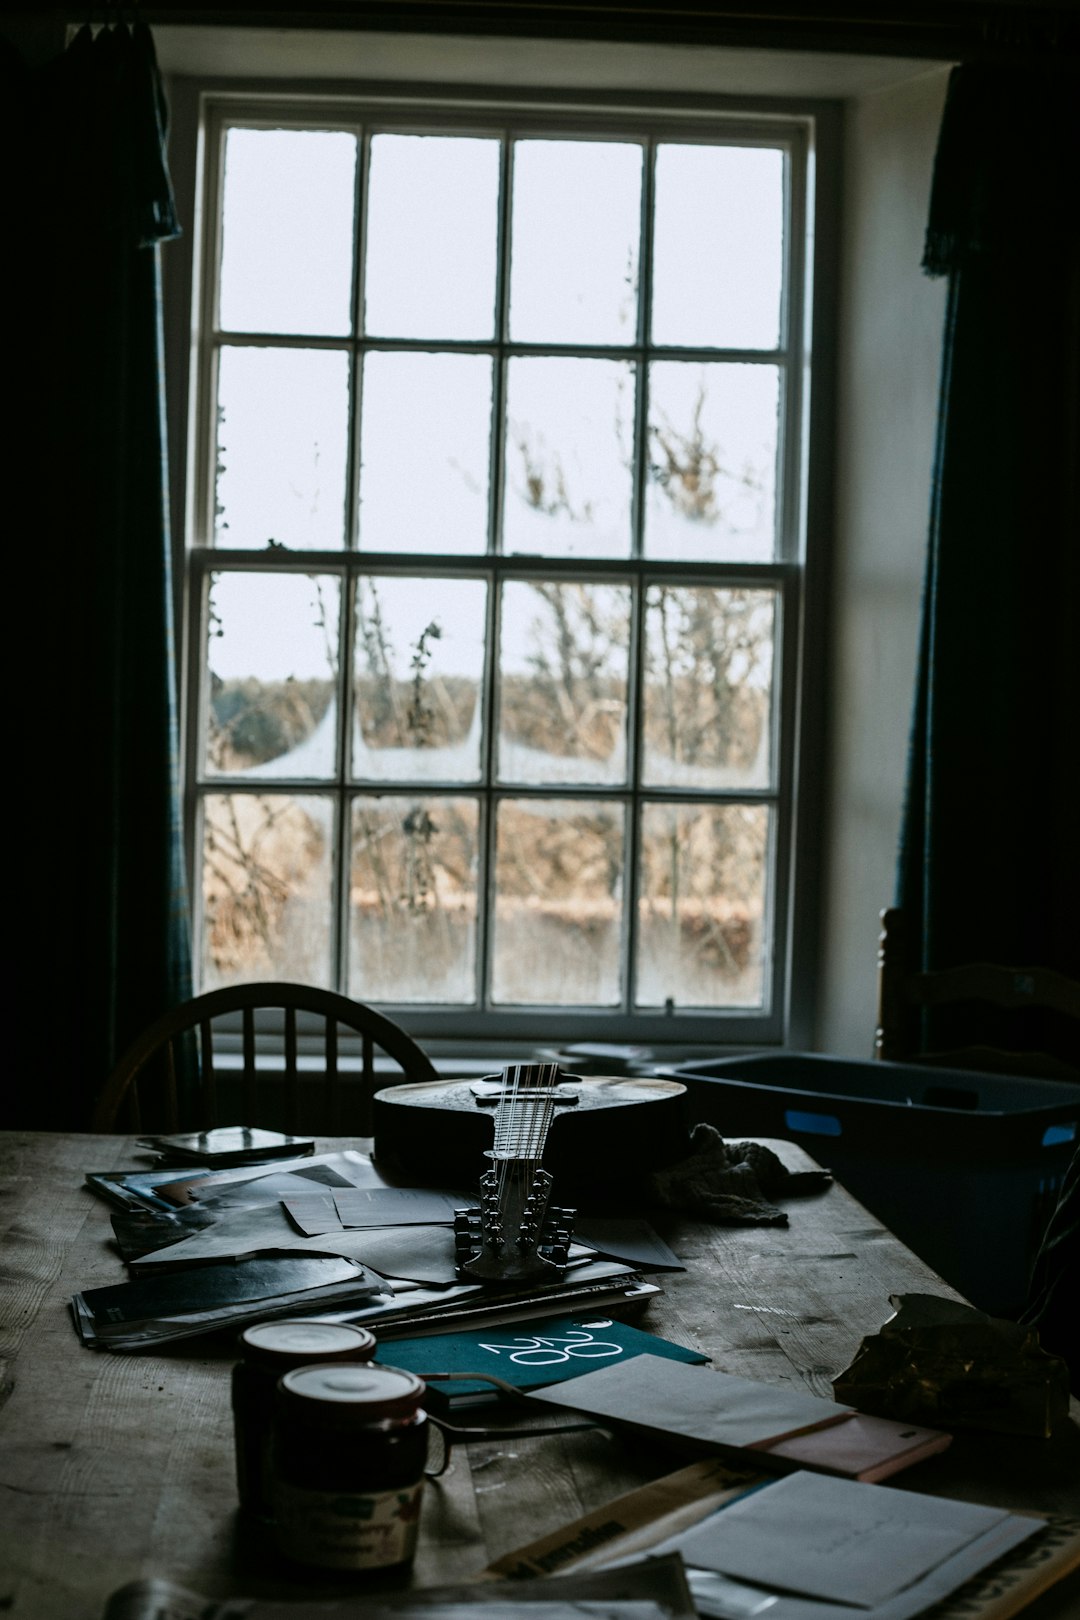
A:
[{"xmin": 490, "ymin": 1062, "xmax": 560, "ymax": 1162}]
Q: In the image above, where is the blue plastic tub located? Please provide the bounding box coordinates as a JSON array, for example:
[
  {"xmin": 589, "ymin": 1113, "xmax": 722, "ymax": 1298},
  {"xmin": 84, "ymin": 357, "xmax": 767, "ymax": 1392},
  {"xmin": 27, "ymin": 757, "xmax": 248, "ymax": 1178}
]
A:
[{"xmin": 661, "ymin": 1052, "xmax": 1080, "ymax": 1317}]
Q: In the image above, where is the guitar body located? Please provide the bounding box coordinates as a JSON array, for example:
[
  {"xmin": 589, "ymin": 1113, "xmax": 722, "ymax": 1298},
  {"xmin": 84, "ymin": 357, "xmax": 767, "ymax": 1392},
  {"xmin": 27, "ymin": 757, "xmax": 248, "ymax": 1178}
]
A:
[{"xmin": 372, "ymin": 1074, "xmax": 690, "ymax": 1203}]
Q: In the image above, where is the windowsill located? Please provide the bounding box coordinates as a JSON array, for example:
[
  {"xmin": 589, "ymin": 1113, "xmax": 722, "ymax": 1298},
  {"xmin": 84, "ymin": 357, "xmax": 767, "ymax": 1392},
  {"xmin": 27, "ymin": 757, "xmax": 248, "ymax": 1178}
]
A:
[{"xmin": 209, "ymin": 1040, "xmax": 764, "ymax": 1078}]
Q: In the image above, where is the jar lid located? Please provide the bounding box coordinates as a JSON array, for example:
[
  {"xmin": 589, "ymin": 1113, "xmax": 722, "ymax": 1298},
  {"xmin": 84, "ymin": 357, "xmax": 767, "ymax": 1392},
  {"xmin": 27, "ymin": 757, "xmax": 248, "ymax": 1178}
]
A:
[
  {"xmin": 279, "ymin": 1363, "xmax": 425, "ymax": 1424},
  {"xmin": 239, "ymin": 1321, "xmax": 377, "ymax": 1367}
]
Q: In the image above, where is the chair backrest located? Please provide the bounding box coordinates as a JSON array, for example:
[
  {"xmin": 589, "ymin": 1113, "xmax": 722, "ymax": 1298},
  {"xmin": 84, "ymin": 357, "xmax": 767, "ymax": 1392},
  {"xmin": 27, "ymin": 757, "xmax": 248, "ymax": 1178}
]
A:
[
  {"xmin": 875, "ymin": 908, "xmax": 1080, "ymax": 1081},
  {"xmin": 92, "ymin": 982, "xmax": 440, "ymax": 1138}
]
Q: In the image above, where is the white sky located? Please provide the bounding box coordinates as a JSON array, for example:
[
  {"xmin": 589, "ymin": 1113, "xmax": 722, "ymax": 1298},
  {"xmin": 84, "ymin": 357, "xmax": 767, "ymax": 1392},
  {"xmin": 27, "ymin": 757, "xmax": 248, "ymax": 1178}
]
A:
[{"xmin": 212, "ymin": 127, "xmax": 784, "ymax": 680}]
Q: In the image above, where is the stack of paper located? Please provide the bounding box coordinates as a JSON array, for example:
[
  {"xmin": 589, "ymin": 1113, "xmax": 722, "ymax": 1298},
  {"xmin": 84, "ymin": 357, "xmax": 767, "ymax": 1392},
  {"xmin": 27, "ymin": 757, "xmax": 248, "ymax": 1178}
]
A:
[
  {"xmin": 101, "ymin": 1552, "xmax": 696, "ymax": 1620},
  {"xmin": 491, "ymin": 1464, "xmax": 1059, "ymax": 1620},
  {"xmin": 86, "ymin": 1149, "xmax": 374, "ymax": 1215},
  {"xmin": 71, "ymin": 1255, "xmax": 384, "ymax": 1349},
  {"xmin": 74, "ymin": 1148, "xmax": 673, "ymax": 1350},
  {"xmin": 527, "ymin": 1354, "xmax": 951, "ymax": 1483},
  {"xmin": 647, "ymin": 1470, "xmax": 1044, "ymax": 1620}
]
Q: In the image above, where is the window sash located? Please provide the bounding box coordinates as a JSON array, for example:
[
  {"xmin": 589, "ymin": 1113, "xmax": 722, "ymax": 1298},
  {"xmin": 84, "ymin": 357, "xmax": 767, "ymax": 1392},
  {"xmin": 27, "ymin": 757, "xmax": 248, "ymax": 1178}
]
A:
[{"xmin": 182, "ymin": 89, "xmax": 819, "ymax": 1049}]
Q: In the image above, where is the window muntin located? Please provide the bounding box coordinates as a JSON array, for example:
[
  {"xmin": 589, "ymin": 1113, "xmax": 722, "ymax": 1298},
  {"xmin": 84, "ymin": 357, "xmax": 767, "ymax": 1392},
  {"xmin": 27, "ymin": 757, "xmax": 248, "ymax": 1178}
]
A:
[{"xmin": 188, "ymin": 101, "xmax": 809, "ymax": 1044}]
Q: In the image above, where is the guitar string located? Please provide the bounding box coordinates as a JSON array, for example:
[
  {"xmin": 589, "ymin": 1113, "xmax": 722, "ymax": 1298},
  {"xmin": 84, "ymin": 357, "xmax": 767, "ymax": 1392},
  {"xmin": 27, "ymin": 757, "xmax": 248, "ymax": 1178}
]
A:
[
  {"xmin": 492, "ymin": 1062, "xmax": 560, "ymax": 1254},
  {"xmin": 516, "ymin": 1065, "xmax": 537, "ymax": 1220},
  {"xmin": 499, "ymin": 1061, "xmax": 527, "ymax": 1220},
  {"xmin": 524, "ymin": 1065, "xmax": 555, "ymax": 1246},
  {"xmin": 485, "ymin": 1061, "xmax": 571, "ymax": 1259},
  {"xmin": 511, "ymin": 1063, "xmax": 532, "ymax": 1227},
  {"xmin": 494, "ymin": 1063, "xmax": 516, "ymax": 1217}
]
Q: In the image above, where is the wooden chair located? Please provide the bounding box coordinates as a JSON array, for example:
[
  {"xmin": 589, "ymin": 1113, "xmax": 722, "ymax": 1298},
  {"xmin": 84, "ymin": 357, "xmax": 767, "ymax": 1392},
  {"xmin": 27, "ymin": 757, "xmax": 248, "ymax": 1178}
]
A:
[
  {"xmin": 875, "ymin": 908, "xmax": 1080, "ymax": 1081},
  {"xmin": 92, "ymin": 982, "xmax": 440, "ymax": 1138}
]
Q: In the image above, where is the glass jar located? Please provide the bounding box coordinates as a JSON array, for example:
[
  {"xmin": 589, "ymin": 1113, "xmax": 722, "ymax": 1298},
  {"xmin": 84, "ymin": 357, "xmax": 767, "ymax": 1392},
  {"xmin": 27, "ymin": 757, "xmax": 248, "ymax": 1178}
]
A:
[
  {"xmin": 270, "ymin": 1363, "xmax": 428, "ymax": 1573},
  {"xmin": 232, "ymin": 1320, "xmax": 376, "ymax": 1520}
]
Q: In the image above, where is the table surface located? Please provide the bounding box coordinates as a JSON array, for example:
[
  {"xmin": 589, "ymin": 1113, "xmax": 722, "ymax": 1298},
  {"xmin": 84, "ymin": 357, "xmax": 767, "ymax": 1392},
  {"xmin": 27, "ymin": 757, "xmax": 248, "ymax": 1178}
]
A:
[{"xmin": 2, "ymin": 1129, "xmax": 1078, "ymax": 1619}]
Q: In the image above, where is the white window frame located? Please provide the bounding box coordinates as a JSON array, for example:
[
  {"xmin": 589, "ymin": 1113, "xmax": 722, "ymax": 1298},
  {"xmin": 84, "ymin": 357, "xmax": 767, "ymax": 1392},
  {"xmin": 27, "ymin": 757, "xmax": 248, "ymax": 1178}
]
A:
[{"xmin": 167, "ymin": 78, "xmax": 838, "ymax": 1058}]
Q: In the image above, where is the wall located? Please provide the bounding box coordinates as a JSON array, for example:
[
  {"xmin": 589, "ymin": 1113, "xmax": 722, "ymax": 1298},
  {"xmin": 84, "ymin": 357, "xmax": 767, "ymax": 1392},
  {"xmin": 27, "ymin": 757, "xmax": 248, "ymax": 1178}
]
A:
[
  {"xmin": 814, "ymin": 66, "xmax": 951, "ymax": 1055},
  {"xmin": 1, "ymin": 17, "xmax": 952, "ymax": 1058}
]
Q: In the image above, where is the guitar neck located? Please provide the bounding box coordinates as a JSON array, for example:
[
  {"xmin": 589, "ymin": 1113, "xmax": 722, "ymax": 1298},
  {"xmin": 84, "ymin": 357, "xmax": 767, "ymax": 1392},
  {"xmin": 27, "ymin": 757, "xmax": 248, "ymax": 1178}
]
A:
[
  {"xmin": 489, "ymin": 1063, "xmax": 561, "ymax": 1164},
  {"xmin": 454, "ymin": 1064, "xmax": 573, "ymax": 1281}
]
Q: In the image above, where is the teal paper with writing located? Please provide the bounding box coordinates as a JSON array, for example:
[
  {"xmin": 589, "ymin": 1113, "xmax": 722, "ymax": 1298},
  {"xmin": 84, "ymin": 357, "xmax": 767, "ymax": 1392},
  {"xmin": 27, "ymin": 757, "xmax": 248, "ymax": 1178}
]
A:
[{"xmin": 382, "ymin": 1313, "xmax": 708, "ymax": 1409}]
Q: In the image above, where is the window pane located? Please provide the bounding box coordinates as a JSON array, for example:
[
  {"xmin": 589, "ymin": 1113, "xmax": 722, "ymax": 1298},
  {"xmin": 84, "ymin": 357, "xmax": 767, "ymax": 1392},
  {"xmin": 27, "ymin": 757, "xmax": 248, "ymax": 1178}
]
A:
[
  {"xmin": 349, "ymin": 796, "xmax": 479, "ymax": 1002},
  {"xmin": 353, "ymin": 576, "xmax": 487, "ymax": 782},
  {"xmin": 643, "ymin": 586, "xmax": 775, "ymax": 789},
  {"xmin": 492, "ymin": 800, "xmax": 624, "ymax": 1005},
  {"xmin": 637, "ymin": 802, "xmax": 769, "ymax": 1009},
  {"xmin": 652, "ymin": 144, "xmax": 784, "ymax": 350},
  {"xmin": 498, "ymin": 580, "xmax": 631, "ymax": 785},
  {"xmin": 365, "ymin": 135, "xmax": 500, "ymax": 340},
  {"xmin": 645, "ymin": 361, "xmax": 779, "ymax": 561},
  {"xmin": 200, "ymin": 792, "xmax": 334, "ymax": 989},
  {"xmin": 359, "ymin": 351, "xmax": 492, "ymax": 555},
  {"xmin": 206, "ymin": 572, "xmax": 340, "ymax": 779},
  {"xmin": 216, "ymin": 347, "xmax": 350, "ymax": 551},
  {"xmin": 193, "ymin": 108, "xmax": 809, "ymax": 1023},
  {"xmin": 504, "ymin": 357, "xmax": 634, "ymax": 559},
  {"xmin": 509, "ymin": 139, "xmax": 642, "ymax": 344},
  {"xmin": 219, "ymin": 128, "xmax": 357, "ymax": 337}
]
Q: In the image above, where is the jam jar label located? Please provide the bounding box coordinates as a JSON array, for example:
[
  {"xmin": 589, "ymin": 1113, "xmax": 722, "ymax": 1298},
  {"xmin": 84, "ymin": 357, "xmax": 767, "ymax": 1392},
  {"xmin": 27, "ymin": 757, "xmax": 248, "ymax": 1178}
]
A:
[{"xmin": 273, "ymin": 1479, "xmax": 424, "ymax": 1570}]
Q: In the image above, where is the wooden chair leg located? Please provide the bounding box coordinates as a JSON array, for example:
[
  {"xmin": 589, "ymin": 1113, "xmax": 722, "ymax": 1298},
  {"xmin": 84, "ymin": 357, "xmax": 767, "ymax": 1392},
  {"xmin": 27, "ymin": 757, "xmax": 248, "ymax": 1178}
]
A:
[
  {"xmin": 242, "ymin": 1009, "xmax": 257, "ymax": 1122},
  {"xmin": 284, "ymin": 1008, "xmax": 298, "ymax": 1135},
  {"xmin": 325, "ymin": 1018, "xmax": 339, "ymax": 1136}
]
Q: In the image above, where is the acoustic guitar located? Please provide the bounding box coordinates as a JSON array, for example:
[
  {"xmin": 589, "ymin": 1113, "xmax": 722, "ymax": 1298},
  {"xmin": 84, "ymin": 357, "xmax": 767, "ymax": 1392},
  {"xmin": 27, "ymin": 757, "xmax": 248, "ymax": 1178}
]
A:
[{"xmin": 372, "ymin": 1066, "xmax": 690, "ymax": 1211}]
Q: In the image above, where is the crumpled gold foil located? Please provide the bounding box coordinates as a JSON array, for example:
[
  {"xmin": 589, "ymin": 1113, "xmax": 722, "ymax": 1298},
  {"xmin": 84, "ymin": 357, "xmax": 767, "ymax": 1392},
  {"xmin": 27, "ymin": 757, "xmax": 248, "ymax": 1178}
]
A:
[{"xmin": 832, "ymin": 1292, "xmax": 1071, "ymax": 1438}]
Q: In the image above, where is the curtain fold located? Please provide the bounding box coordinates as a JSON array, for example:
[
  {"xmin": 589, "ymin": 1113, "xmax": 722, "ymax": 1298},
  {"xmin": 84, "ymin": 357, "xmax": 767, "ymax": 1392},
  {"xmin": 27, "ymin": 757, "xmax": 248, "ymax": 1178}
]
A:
[
  {"xmin": 897, "ymin": 60, "xmax": 1080, "ymax": 1057},
  {"xmin": 8, "ymin": 23, "xmax": 192, "ymax": 1128}
]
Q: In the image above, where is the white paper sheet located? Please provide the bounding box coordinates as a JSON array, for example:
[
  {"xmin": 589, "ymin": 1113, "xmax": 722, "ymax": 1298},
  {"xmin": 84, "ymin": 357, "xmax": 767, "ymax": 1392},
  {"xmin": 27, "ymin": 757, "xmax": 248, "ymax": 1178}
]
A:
[
  {"xmin": 642, "ymin": 1473, "xmax": 1043, "ymax": 1620},
  {"xmin": 673, "ymin": 1471, "xmax": 1014, "ymax": 1606},
  {"xmin": 528, "ymin": 1355, "xmax": 849, "ymax": 1448}
]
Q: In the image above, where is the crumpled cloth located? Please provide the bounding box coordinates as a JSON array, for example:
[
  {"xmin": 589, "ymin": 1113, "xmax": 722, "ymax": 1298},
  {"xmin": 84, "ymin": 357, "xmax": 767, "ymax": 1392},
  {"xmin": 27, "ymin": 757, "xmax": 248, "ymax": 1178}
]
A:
[
  {"xmin": 833, "ymin": 1292, "xmax": 1071, "ymax": 1437},
  {"xmin": 645, "ymin": 1123, "xmax": 832, "ymax": 1224}
]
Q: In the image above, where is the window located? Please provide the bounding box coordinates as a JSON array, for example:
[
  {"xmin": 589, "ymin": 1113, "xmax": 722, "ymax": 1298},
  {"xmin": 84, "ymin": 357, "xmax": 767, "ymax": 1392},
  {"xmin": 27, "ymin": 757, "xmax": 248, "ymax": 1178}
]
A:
[{"xmin": 184, "ymin": 91, "xmax": 818, "ymax": 1048}]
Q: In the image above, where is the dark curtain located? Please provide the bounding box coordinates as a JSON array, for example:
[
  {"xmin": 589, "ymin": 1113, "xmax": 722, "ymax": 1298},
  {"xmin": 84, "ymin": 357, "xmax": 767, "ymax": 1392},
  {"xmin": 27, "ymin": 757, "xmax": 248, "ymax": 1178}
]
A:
[
  {"xmin": 897, "ymin": 60, "xmax": 1080, "ymax": 1057},
  {"xmin": 6, "ymin": 23, "xmax": 192, "ymax": 1129}
]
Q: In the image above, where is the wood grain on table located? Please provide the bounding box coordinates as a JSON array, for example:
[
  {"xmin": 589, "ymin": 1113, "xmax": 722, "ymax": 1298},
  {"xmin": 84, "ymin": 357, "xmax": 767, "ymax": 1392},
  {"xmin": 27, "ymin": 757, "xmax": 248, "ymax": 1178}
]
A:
[{"xmin": 1, "ymin": 1131, "xmax": 1077, "ymax": 1620}]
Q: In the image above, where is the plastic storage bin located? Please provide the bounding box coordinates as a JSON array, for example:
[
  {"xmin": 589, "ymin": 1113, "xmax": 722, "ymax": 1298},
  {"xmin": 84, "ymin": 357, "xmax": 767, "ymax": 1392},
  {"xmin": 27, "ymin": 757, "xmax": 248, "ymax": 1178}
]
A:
[{"xmin": 662, "ymin": 1052, "xmax": 1080, "ymax": 1317}]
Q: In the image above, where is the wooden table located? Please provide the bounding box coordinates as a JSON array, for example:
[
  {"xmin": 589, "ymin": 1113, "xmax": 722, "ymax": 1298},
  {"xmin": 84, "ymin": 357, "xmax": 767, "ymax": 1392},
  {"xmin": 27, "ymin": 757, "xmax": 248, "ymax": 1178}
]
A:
[{"xmin": 2, "ymin": 1130, "xmax": 1078, "ymax": 1619}]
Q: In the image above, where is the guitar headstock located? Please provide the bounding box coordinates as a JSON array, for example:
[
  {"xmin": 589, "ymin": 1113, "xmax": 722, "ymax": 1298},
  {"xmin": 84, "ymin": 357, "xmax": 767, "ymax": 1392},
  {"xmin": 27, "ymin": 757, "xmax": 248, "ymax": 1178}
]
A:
[{"xmin": 453, "ymin": 1064, "xmax": 578, "ymax": 1283}]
